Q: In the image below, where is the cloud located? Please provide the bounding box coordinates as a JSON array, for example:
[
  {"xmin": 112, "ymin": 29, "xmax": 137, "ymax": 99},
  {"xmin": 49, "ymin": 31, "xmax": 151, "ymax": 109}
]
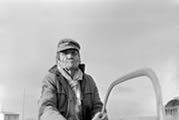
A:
[
  {"xmin": 156, "ymin": 56, "xmax": 179, "ymax": 104},
  {"xmin": 0, "ymin": 85, "xmax": 5, "ymax": 111}
]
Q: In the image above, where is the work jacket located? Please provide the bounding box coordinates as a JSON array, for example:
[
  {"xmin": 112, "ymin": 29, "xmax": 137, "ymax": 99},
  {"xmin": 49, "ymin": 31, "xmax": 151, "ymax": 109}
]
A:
[{"xmin": 38, "ymin": 64, "xmax": 103, "ymax": 120}]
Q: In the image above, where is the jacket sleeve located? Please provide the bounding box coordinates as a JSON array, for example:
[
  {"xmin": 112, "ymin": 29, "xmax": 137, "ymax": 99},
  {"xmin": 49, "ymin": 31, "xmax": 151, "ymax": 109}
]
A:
[
  {"xmin": 86, "ymin": 75, "xmax": 104, "ymax": 117},
  {"xmin": 88, "ymin": 75, "xmax": 109, "ymax": 120},
  {"xmin": 38, "ymin": 73, "xmax": 66, "ymax": 120}
]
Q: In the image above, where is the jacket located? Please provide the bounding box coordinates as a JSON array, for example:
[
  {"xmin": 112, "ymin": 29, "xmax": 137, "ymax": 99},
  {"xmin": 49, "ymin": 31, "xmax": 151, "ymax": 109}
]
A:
[{"xmin": 38, "ymin": 64, "xmax": 103, "ymax": 120}]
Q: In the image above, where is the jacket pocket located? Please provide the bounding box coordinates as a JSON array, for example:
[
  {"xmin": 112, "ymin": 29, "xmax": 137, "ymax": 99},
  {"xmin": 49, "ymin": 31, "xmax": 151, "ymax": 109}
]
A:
[
  {"xmin": 56, "ymin": 88, "xmax": 67, "ymax": 117},
  {"xmin": 83, "ymin": 90, "xmax": 92, "ymax": 110}
]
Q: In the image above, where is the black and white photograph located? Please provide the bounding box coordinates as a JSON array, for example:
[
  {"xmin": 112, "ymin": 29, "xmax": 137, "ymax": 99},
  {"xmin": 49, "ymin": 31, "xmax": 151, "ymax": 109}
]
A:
[{"xmin": 0, "ymin": 0, "xmax": 178, "ymax": 120}]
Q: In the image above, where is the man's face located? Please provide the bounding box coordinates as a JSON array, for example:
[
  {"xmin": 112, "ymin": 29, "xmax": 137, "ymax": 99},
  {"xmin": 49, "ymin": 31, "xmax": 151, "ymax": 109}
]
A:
[{"xmin": 58, "ymin": 49, "xmax": 80, "ymax": 70}]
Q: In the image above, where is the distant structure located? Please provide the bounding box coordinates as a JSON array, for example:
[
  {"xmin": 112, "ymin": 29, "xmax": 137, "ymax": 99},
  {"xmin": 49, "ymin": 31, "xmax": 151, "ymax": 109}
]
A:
[
  {"xmin": 0, "ymin": 111, "xmax": 19, "ymax": 120},
  {"xmin": 165, "ymin": 97, "xmax": 179, "ymax": 120}
]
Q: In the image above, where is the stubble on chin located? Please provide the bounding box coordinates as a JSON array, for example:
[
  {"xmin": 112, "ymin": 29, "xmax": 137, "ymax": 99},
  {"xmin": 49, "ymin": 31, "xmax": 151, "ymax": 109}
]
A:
[{"xmin": 65, "ymin": 61, "xmax": 79, "ymax": 70}]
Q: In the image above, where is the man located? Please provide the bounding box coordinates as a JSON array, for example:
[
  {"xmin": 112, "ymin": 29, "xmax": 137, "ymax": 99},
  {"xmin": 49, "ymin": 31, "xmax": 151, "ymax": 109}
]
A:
[{"xmin": 38, "ymin": 38, "xmax": 108, "ymax": 120}]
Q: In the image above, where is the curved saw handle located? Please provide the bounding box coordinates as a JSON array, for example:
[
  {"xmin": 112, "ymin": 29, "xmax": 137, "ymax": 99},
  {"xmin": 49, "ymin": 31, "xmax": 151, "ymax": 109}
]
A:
[{"xmin": 101, "ymin": 68, "xmax": 166, "ymax": 120}]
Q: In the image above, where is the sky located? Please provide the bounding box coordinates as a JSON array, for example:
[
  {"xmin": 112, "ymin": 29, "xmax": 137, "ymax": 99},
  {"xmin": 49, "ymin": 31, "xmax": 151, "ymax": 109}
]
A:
[{"xmin": 0, "ymin": 0, "xmax": 179, "ymax": 120}]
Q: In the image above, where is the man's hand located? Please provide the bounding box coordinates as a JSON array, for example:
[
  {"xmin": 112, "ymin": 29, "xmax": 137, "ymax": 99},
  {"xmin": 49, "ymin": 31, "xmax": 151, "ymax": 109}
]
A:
[{"xmin": 92, "ymin": 112, "xmax": 108, "ymax": 120}]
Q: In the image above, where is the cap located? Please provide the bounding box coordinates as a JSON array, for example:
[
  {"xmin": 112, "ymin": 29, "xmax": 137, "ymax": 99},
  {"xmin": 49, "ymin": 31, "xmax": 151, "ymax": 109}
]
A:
[{"xmin": 57, "ymin": 38, "xmax": 80, "ymax": 52}]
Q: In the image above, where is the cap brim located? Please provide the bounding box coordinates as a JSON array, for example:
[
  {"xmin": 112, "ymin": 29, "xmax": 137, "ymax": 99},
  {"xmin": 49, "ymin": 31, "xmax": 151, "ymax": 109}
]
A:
[{"xmin": 57, "ymin": 46, "xmax": 79, "ymax": 52}]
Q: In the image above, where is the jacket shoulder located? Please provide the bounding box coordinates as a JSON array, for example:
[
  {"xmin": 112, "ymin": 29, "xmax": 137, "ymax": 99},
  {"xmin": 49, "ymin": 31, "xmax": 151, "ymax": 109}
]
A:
[
  {"xmin": 42, "ymin": 72, "xmax": 57, "ymax": 87},
  {"xmin": 84, "ymin": 74, "xmax": 94, "ymax": 82},
  {"xmin": 83, "ymin": 73, "xmax": 97, "ymax": 89}
]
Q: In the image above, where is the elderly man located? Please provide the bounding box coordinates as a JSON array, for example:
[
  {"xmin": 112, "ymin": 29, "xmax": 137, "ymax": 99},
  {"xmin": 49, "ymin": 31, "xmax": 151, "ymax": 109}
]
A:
[{"xmin": 38, "ymin": 38, "xmax": 108, "ymax": 120}]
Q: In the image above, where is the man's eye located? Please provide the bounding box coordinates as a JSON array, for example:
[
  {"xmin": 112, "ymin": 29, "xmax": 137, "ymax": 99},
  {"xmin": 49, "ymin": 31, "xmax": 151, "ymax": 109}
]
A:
[
  {"xmin": 62, "ymin": 51, "xmax": 68, "ymax": 54},
  {"xmin": 62, "ymin": 50, "xmax": 78, "ymax": 55},
  {"xmin": 71, "ymin": 51, "xmax": 78, "ymax": 55}
]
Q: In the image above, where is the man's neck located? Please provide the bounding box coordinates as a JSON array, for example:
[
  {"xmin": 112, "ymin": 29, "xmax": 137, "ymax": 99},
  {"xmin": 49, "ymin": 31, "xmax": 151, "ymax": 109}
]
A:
[{"xmin": 65, "ymin": 68, "xmax": 78, "ymax": 78}]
